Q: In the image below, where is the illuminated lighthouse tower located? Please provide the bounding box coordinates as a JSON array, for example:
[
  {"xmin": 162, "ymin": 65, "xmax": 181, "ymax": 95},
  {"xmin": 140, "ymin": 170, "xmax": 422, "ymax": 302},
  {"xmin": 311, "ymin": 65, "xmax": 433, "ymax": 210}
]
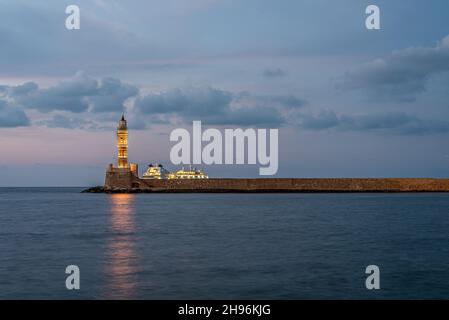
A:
[
  {"xmin": 117, "ymin": 114, "xmax": 129, "ymax": 168},
  {"xmin": 104, "ymin": 115, "xmax": 139, "ymax": 189}
]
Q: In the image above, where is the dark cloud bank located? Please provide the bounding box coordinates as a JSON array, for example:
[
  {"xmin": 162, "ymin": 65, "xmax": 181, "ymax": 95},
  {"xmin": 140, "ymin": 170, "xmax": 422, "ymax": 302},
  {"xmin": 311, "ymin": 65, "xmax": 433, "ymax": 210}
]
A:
[
  {"xmin": 0, "ymin": 73, "xmax": 306, "ymax": 129},
  {"xmin": 2, "ymin": 32, "xmax": 449, "ymax": 137},
  {"xmin": 1, "ymin": 73, "xmax": 449, "ymax": 135}
]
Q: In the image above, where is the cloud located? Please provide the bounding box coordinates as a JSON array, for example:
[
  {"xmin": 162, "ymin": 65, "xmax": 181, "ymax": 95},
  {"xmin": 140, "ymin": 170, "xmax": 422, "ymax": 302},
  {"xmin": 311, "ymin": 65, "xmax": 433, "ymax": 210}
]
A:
[
  {"xmin": 3, "ymin": 72, "xmax": 138, "ymax": 114},
  {"xmin": 89, "ymin": 77, "xmax": 139, "ymax": 112},
  {"xmin": 264, "ymin": 95, "xmax": 306, "ymax": 109},
  {"xmin": 235, "ymin": 91, "xmax": 306, "ymax": 109},
  {"xmin": 299, "ymin": 110, "xmax": 339, "ymax": 130},
  {"xmin": 0, "ymin": 100, "xmax": 30, "ymax": 128},
  {"xmin": 38, "ymin": 114, "xmax": 95, "ymax": 130},
  {"xmin": 262, "ymin": 68, "xmax": 286, "ymax": 78},
  {"xmin": 1, "ymin": 75, "xmax": 306, "ymax": 129},
  {"xmin": 203, "ymin": 106, "xmax": 285, "ymax": 127},
  {"xmin": 135, "ymin": 86, "xmax": 304, "ymax": 127},
  {"xmin": 297, "ymin": 110, "xmax": 449, "ymax": 135},
  {"xmin": 339, "ymin": 34, "xmax": 449, "ymax": 102},
  {"xmin": 3, "ymin": 72, "xmax": 448, "ymax": 135},
  {"xmin": 135, "ymin": 86, "xmax": 233, "ymax": 116}
]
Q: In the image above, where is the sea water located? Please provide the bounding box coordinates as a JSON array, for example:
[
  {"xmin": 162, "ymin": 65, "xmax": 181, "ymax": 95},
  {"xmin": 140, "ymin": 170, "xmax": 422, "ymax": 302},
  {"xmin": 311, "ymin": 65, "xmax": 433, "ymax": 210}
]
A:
[{"xmin": 1, "ymin": 188, "xmax": 449, "ymax": 299}]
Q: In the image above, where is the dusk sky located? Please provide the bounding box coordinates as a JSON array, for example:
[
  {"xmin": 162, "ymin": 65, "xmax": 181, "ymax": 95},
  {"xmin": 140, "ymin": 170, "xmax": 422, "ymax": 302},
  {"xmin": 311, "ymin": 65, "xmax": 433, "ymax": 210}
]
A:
[{"xmin": 1, "ymin": 0, "xmax": 449, "ymax": 186}]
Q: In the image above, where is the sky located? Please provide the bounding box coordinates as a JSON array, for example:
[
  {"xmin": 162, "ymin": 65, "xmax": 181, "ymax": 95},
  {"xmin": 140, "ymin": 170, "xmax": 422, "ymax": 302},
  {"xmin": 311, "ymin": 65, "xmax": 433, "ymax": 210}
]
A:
[{"xmin": 1, "ymin": 0, "xmax": 449, "ymax": 186}]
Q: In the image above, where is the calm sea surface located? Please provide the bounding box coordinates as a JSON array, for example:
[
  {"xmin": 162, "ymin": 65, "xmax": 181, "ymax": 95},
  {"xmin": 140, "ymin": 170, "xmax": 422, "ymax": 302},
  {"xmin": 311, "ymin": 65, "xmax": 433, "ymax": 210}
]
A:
[{"xmin": 1, "ymin": 188, "xmax": 449, "ymax": 299}]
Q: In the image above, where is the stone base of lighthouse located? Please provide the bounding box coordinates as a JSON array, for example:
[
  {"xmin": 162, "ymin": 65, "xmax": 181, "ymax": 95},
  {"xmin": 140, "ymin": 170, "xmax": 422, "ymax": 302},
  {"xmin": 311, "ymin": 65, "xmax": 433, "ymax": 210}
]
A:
[{"xmin": 104, "ymin": 163, "xmax": 145, "ymax": 190}]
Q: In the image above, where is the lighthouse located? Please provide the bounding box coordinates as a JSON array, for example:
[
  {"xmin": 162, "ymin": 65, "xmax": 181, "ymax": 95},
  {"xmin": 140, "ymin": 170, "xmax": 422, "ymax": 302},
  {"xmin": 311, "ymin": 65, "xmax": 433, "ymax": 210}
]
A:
[
  {"xmin": 117, "ymin": 114, "xmax": 129, "ymax": 169},
  {"xmin": 104, "ymin": 115, "xmax": 139, "ymax": 189}
]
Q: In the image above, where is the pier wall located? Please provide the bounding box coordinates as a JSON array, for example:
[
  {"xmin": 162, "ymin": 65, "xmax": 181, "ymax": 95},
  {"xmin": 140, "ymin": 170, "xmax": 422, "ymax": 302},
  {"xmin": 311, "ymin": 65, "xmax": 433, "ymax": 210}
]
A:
[
  {"xmin": 103, "ymin": 172, "xmax": 449, "ymax": 192},
  {"xmin": 140, "ymin": 178, "xmax": 449, "ymax": 192}
]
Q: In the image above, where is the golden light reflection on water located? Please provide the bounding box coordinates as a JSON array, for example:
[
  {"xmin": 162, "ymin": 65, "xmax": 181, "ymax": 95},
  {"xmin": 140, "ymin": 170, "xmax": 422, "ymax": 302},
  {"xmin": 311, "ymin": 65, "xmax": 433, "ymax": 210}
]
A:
[{"xmin": 105, "ymin": 194, "xmax": 139, "ymax": 299}]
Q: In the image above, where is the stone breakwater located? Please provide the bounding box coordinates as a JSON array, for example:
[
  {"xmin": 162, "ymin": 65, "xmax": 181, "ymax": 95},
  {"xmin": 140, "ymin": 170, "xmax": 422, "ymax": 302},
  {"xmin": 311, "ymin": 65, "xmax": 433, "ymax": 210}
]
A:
[{"xmin": 82, "ymin": 178, "xmax": 449, "ymax": 193}]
